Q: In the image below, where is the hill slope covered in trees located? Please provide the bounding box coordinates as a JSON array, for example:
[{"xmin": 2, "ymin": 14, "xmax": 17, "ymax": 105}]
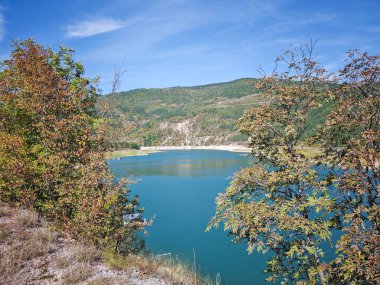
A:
[{"xmin": 100, "ymin": 78, "xmax": 332, "ymax": 147}]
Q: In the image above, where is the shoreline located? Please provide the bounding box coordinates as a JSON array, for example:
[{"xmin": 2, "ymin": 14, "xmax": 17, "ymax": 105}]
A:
[
  {"xmin": 108, "ymin": 145, "xmax": 251, "ymax": 158},
  {"xmin": 105, "ymin": 149, "xmax": 160, "ymax": 158},
  {"xmin": 141, "ymin": 145, "xmax": 250, "ymax": 153},
  {"xmin": 108, "ymin": 145, "xmax": 322, "ymax": 158}
]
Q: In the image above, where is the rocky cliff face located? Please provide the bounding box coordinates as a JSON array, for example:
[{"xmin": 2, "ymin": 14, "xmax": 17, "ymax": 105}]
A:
[{"xmin": 157, "ymin": 117, "xmax": 236, "ymax": 146}]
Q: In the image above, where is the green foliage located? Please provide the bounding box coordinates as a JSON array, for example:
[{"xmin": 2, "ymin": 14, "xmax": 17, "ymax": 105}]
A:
[
  {"xmin": 105, "ymin": 141, "xmax": 140, "ymax": 150},
  {"xmin": 209, "ymin": 43, "xmax": 333, "ymax": 284},
  {"xmin": 98, "ymin": 78, "xmax": 263, "ymax": 146},
  {"xmin": 99, "ymin": 76, "xmax": 333, "ymax": 147},
  {"xmin": 0, "ymin": 39, "xmax": 143, "ymax": 253},
  {"xmin": 208, "ymin": 43, "xmax": 380, "ymax": 284}
]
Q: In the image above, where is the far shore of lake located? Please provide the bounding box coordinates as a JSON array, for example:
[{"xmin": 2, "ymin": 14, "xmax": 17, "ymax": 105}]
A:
[
  {"xmin": 106, "ymin": 149, "xmax": 160, "ymax": 158},
  {"xmin": 107, "ymin": 145, "xmax": 250, "ymax": 158},
  {"xmin": 107, "ymin": 145, "xmax": 322, "ymax": 158},
  {"xmin": 141, "ymin": 145, "xmax": 251, "ymax": 153},
  {"xmin": 141, "ymin": 145, "xmax": 322, "ymax": 157}
]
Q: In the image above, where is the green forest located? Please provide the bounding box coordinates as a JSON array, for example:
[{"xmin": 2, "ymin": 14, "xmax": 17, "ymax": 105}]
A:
[{"xmin": 100, "ymin": 78, "xmax": 333, "ymax": 147}]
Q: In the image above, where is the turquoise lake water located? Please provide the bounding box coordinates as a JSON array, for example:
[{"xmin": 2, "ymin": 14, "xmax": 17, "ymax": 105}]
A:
[{"xmin": 108, "ymin": 150, "xmax": 270, "ymax": 285}]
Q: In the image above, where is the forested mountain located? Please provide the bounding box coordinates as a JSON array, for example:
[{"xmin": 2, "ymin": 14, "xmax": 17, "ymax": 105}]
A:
[{"xmin": 100, "ymin": 78, "xmax": 332, "ymax": 147}]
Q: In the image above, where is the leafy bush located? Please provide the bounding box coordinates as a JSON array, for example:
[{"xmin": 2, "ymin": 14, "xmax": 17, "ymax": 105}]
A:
[{"xmin": 0, "ymin": 39, "xmax": 143, "ymax": 253}]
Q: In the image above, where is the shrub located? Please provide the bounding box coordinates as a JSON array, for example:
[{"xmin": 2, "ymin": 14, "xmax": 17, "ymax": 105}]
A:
[{"xmin": 0, "ymin": 39, "xmax": 144, "ymax": 253}]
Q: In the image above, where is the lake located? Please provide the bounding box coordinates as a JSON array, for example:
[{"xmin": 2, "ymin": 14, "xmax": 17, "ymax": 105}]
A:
[{"xmin": 108, "ymin": 150, "xmax": 270, "ymax": 285}]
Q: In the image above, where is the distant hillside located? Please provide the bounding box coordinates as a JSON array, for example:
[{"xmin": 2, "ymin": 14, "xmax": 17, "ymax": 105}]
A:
[
  {"xmin": 100, "ymin": 78, "xmax": 262, "ymax": 146},
  {"xmin": 100, "ymin": 78, "xmax": 332, "ymax": 147}
]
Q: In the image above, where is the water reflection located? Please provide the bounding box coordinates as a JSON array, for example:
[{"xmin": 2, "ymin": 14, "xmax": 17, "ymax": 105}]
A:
[{"xmin": 109, "ymin": 150, "xmax": 254, "ymax": 177}]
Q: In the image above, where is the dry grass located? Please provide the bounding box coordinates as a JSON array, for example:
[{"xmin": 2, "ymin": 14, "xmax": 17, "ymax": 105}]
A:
[
  {"xmin": 33, "ymin": 227, "xmax": 59, "ymax": 249},
  {"xmin": 61, "ymin": 262, "xmax": 94, "ymax": 284},
  {"xmin": 202, "ymin": 274, "xmax": 222, "ymax": 285},
  {"xmin": 0, "ymin": 221, "xmax": 56, "ymax": 283},
  {"xmin": 0, "ymin": 204, "xmax": 56, "ymax": 284},
  {"xmin": 55, "ymin": 255, "xmax": 70, "ymax": 269},
  {"xmin": 0, "ymin": 203, "xmax": 14, "ymax": 217},
  {"xmin": 86, "ymin": 276, "xmax": 132, "ymax": 285},
  {"xmin": 0, "ymin": 203, "xmax": 201, "ymax": 285},
  {"xmin": 151, "ymin": 256, "xmax": 222, "ymax": 285},
  {"xmin": 14, "ymin": 208, "xmax": 39, "ymax": 228},
  {"xmin": 54, "ymin": 243, "xmax": 101, "ymax": 271},
  {"xmin": 120, "ymin": 253, "xmax": 221, "ymax": 285},
  {"xmin": 73, "ymin": 244, "xmax": 101, "ymax": 264},
  {"xmin": 125, "ymin": 254, "xmax": 159, "ymax": 274},
  {"xmin": 156, "ymin": 257, "xmax": 196, "ymax": 284},
  {"xmin": 0, "ymin": 222, "xmax": 12, "ymax": 241},
  {"xmin": 103, "ymin": 250, "xmax": 129, "ymax": 271},
  {"xmin": 103, "ymin": 251, "xmax": 207, "ymax": 284},
  {"xmin": 102, "ymin": 250, "xmax": 157, "ymax": 272}
]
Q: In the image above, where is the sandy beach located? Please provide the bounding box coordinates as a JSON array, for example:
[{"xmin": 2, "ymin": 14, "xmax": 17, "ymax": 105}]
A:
[
  {"xmin": 141, "ymin": 145, "xmax": 250, "ymax": 153},
  {"xmin": 107, "ymin": 145, "xmax": 251, "ymax": 158},
  {"xmin": 108, "ymin": 145, "xmax": 324, "ymax": 159}
]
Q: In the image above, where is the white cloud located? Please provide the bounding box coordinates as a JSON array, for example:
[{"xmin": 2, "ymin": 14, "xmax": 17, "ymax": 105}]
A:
[
  {"xmin": 81, "ymin": 0, "xmax": 275, "ymax": 63},
  {"xmin": 65, "ymin": 18, "xmax": 124, "ymax": 38}
]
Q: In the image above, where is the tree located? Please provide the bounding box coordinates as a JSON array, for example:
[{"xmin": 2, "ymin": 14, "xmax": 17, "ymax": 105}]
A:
[
  {"xmin": 0, "ymin": 39, "xmax": 143, "ymax": 252},
  {"xmin": 317, "ymin": 50, "xmax": 380, "ymax": 284},
  {"xmin": 208, "ymin": 42, "xmax": 334, "ymax": 284},
  {"xmin": 208, "ymin": 43, "xmax": 380, "ymax": 284}
]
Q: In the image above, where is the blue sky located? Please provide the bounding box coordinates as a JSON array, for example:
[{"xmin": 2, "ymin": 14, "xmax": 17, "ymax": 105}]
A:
[{"xmin": 1, "ymin": 0, "xmax": 379, "ymax": 92}]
